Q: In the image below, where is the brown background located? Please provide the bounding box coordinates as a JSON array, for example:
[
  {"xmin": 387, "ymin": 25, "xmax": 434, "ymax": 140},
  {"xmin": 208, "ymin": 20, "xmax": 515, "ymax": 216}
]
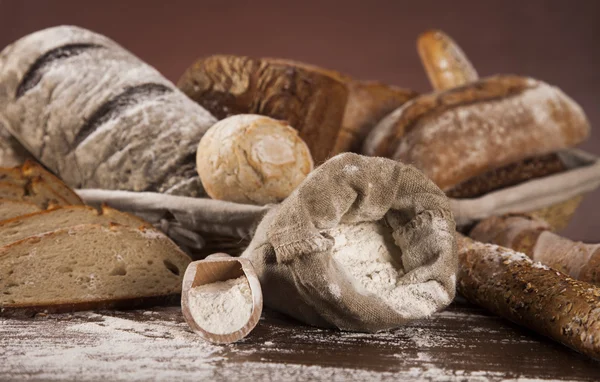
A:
[{"xmin": 1, "ymin": 0, "xmax": 599, "ymax": 240}]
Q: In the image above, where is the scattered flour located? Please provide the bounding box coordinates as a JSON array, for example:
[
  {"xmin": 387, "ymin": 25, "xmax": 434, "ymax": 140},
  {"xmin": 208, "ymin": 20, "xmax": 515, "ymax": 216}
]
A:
[
  {"xmin": 188, "ymin": 276, "xmax": 253, "ymax": 334},
  {"xmin": 327, "ymin": 220, "xmax": 450, "ymax": 319}
]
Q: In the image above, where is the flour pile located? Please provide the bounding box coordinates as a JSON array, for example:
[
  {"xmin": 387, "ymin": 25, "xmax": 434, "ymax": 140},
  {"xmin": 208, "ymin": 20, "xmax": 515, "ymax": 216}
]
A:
[
  {"xmin": 327, "ymin": 220, "xmax": 448, "ymax": 318},
  {"xmin": 187, "ymin": 276, "xmax": 253, "ymax": 334}
]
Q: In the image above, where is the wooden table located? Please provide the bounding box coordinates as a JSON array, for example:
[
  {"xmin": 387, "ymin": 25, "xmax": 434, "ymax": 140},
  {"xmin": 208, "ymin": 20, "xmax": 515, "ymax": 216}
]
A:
[{"xmin": 1, "ymin": 300, "xmax": 599, "ymax": 381}]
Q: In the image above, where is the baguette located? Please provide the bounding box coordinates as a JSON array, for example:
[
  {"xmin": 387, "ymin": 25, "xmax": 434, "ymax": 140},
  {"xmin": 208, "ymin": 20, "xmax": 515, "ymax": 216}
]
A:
[
  {"xmin": 0, "ymin": 26, "xmax": 216, "ymax": 196},
  {"xmin": 470, "ymin": 214, "xmax": 600, "ymax": 284},
  {"xmin": 417, "ymin": 29, "xmax": 478, "ymax": 91},
  {"xmin": 178, "ymin": 55, "xmax": 416, "ymax": 161},
  {"xmin": 456, "ymin": 233, "xmax": 600, "ymax": 360}
]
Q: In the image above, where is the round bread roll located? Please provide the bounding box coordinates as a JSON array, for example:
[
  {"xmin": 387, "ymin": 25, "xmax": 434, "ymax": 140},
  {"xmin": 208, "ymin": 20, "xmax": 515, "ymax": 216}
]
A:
[{"xmin": 197, "ymin": 115, "xmax": 314, "ymax": 205}]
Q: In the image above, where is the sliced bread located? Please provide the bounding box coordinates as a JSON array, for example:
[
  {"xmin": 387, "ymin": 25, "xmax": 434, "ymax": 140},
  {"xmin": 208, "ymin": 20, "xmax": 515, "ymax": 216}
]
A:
[
  {"xmin": 0, "ymin": 205, "xmax": 150, "ymax": 247},
  {"xmin": 0, "ymin": 167, "xmax": 26, "ymax": 186},
  {"xmin": 0, "ymin": 181, "xmax": 25, "ymax": 200},
  {"xmin": 21, "ymin": 161, "xmax": 83, "ymax": 205},
  {"xmin": 0, "ymin": 223, "xmax": 191, "ymax": 315},
  {"xmin": 0, "ymin": 199, "xmax": 41, "ymax": 220}
]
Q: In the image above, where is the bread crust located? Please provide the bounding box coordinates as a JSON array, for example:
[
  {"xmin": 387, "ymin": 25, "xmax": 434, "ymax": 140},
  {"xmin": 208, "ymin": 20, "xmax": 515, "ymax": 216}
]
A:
[
  {"xmin": 457, "ymin": 234, "xmax": 600, "ymax": 360},
  {"xmin": 363, "ymin": 75, "xmax": 590, "ymax": 191},
  {"xmin": 178, "ymin": 55, "xmax": 416, "ymax": 161}
]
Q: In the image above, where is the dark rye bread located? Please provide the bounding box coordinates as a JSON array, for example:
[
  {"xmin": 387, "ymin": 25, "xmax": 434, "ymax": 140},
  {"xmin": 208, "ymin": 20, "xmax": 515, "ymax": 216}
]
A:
[
  {"xmin": 447, "ymin": 153, "xmax": 567, "ymax": 199},
  {"xmin": 362, "ymin": 75, "xmax": 590, "ymax": 192},
  {"xmin": 0, "ymin": 224, "xmax": 191, "ymax": 316},
  {"xmin": 0, "ymin": 205, "xmax": 150, "ymax": 246},
  {"xmin": 0, "ymin": 26, "xmax": 216, "ymax": 196},
  {"xmin": 178, "ymin": 55, "xmax": 416, "ymax": 161}
]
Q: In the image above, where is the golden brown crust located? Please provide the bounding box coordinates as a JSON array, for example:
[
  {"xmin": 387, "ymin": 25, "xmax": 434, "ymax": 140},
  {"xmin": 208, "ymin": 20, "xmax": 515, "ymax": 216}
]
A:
[
  {"xmin": 178, "ymin": 55, "xmax": 417, "ymax": 161},
  {"xmin": 417, "ymin": 29, "xmax": 478, "ymax": 91},
  {"xmin": 178, "ymin": 55, "xmax": 348, "ymax": 163},
  {"xmin": 364, "ymin": 75, "xmax": 590, "ymax": 191},
  {"xmin": 457, "ymin": 234, "xmax": 600, "ymax": 360}
]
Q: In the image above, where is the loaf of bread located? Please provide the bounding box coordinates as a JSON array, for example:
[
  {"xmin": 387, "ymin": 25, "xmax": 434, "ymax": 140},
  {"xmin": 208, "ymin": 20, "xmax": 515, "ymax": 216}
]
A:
[
  {"xmin": 197, "ymin": 115, "xmax": 313, "ymax": 205},
  {"xmin": 0, "ymin": 26, "xmax": 217, "ymax": 196},
  {"xmin": 363, "ymin": 75, "xmax": 590, "ymax": 192},
  {"xmin": 470, "ymin": 214, "xmax": 600, "ymax": 285},
  {"xmin": 178, "ymin": 55, "xmax": 416, "ymax": 161},
  {"xmin": 457, "ymin": 234, "xmax": 600, "ymax": 360},
  {"xmin": 0, "ymin": 224, "xmax": 191, "ymax": 316}
]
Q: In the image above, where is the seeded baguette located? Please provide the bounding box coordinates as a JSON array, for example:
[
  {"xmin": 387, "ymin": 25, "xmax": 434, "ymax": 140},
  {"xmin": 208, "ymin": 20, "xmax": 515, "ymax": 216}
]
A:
[
  {"xmin": 0, "ymin": 223, "xmax": 191, "ymax": 316},
  {"xmin": 470, "ymin": 214, "xmax": 600, "ymax": 285},
  {"xmin": 0, "ymin": 26, "xmax": 216, "ymax": 196},
  {"xmin": 456, "ymin": 233, "xmax": 600, "ymax": 360}
]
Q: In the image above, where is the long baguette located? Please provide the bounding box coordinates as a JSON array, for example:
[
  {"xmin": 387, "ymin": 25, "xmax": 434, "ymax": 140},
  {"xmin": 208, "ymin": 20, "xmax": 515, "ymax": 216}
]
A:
[
  {"xmin": 0, "ymin": 26, "xmax": 216, "ymax": 196},
  {"xmin": 456, "ymin": 233, "xmax": 600, "ymax": 360},
  {"xmin": 470, "ymin": 214, "xmax": 600, "ymax": 285}
]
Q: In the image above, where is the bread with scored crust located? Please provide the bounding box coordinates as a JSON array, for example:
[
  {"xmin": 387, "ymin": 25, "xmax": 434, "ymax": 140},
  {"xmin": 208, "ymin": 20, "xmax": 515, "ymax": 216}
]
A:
[
  {"xmin": 363, "ymin": 75, "xmax": 590, "ymax": 192},
  {"xmin": 178, "ymin": 55, "xmax": 416, "ymax": 161}
]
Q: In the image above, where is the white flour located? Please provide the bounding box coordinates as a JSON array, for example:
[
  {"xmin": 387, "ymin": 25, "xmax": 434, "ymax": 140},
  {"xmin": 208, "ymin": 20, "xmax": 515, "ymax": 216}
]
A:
[
  {"xmin": 187, "ymin": 276, "xmax": 253, "ymax": 334},
  {"xmin": 327, "ymin": 220, "xmax": 450, "ymax": 319}
]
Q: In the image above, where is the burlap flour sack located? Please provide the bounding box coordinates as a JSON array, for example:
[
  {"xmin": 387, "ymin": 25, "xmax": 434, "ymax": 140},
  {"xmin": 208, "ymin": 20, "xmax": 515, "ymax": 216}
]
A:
[{"xmin": 79, "ymin": 153, "xmax": 457, "ymax": 332}]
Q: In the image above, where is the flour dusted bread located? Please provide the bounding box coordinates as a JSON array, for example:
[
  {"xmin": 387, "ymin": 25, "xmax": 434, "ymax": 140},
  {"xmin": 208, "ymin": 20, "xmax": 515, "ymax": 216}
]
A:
[
  {"xmin": 0, "ymin": 122, "xmax": 32, "ymax": 167},
  {"xmin": 0, "ymin": 224, "xmax": 191, "ymax": 315},
  {"xmin": 0, "ymin": 199, "xmax": 41, "ymax": 220},
  {"xmin": 363, "ymin": 75, "xmax": 590, "ymax": 192},
  {"xmin": 178, "ymin": 55, "xmax": 416, "ymax": 160},
  {"xmin": 0, "ymin": 26, "xmax": 216, "ymax": 196},
  {"xmin": 0, "ymin": 205, "xmax": 149, "ymax": 246},
  {"xmin": 197, "ymin": 115, "xmax": 313, "ymax": 205}
]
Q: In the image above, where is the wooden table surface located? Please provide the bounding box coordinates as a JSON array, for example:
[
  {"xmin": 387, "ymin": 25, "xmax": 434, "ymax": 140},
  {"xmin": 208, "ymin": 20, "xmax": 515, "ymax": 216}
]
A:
[{"xmin": 1, "ymin": 300, "xmax": 599, "ymax": 382}]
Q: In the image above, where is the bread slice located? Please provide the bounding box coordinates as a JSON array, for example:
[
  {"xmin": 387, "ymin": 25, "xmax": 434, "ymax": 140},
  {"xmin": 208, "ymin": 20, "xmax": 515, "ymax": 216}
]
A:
[
  {"xmin": 0, "ymin": 205, "xmax": 150, "ymax": 247},
  {"xmin": 0, "ymin": 224, "xmax": 191, "ymax": 315},
  {"xmin": 0, "ymin": 181, "xmax": 25, "ymax": 200},
  {"xmin": 0, "ymin": 167, "xmax": 26, "ymax": 186},
  {"xmin": 0, "ymin": 199, "xmax": 41, "ymax": 220},
  {"xmin": 0, "ymin": 176, "xmax": 72, "ymax": 209},
  {"xmin": 21, "ymin": 160, "xmax": 83, "ymax": 205}
]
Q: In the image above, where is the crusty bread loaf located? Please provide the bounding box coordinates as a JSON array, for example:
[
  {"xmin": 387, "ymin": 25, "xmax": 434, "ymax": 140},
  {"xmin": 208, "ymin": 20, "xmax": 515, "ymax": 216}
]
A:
[
  {"xmin": 363, "ymin": 75, "xmax": 590, "ymax": 191},
  {"xmin": 456, "ymin": 234, "xmax": 600, "ymax": 360},
  {"xmin": 0, "ymin": 205, "xmax": 149, "ymax": 246},
  {"xmin": 196, "ymin": 115, "xmax": 314, "ymax": 205},
  {"xmin": 0, "ymin": 224, "xmax": 191, "ymax": 315},
  {"xmin": 0, "ymin": 26, "xmax": 216, "ymax": 196},
  {"xmin": 178, "ymin": 55, "xmax": 416, "ymax": 161},
  {"xmin": 0, "ymin": 198, "xmax": 41, "ymax": 220}
]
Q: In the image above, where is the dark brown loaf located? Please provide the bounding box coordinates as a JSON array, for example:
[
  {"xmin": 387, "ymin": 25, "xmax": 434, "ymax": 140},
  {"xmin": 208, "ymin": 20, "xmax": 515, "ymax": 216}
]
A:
[
  {"xmin": 447, "ymin": 153, "xmax": 567, "ymax": 198},
  {"xmin": 0, "ymin": 26, "xmax": 216, "ymax": 196},
  {"xmin": 178, "ymin": 55, "xmax": 416, "ymax": 161},
  {"xmin": 362, "ymin": 75, "xmax": 590, "ymax": 191},
  {"xmin": 456, "ymin": 234, "xmax": 600, "ymax": 360}
]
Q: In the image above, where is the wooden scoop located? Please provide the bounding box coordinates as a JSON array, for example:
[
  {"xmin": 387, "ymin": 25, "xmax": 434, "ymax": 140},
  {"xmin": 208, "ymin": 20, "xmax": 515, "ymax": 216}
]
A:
[{"xmin": 181, "ymin": 253, "xmax": 263, "ymax": 344}]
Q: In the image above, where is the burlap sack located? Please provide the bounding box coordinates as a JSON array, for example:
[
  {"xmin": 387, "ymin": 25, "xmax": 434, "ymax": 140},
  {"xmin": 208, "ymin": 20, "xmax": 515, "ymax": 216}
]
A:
[{"xmin": 79, "ymin": 153, "xmax": 457, "ymax": 332}]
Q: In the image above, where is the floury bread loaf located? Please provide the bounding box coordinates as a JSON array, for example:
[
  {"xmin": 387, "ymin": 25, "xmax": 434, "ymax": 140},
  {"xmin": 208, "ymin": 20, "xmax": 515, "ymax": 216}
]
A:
[{"xmin": 0, "ymin": 26, "xmax": 217, "ymax": 196}]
